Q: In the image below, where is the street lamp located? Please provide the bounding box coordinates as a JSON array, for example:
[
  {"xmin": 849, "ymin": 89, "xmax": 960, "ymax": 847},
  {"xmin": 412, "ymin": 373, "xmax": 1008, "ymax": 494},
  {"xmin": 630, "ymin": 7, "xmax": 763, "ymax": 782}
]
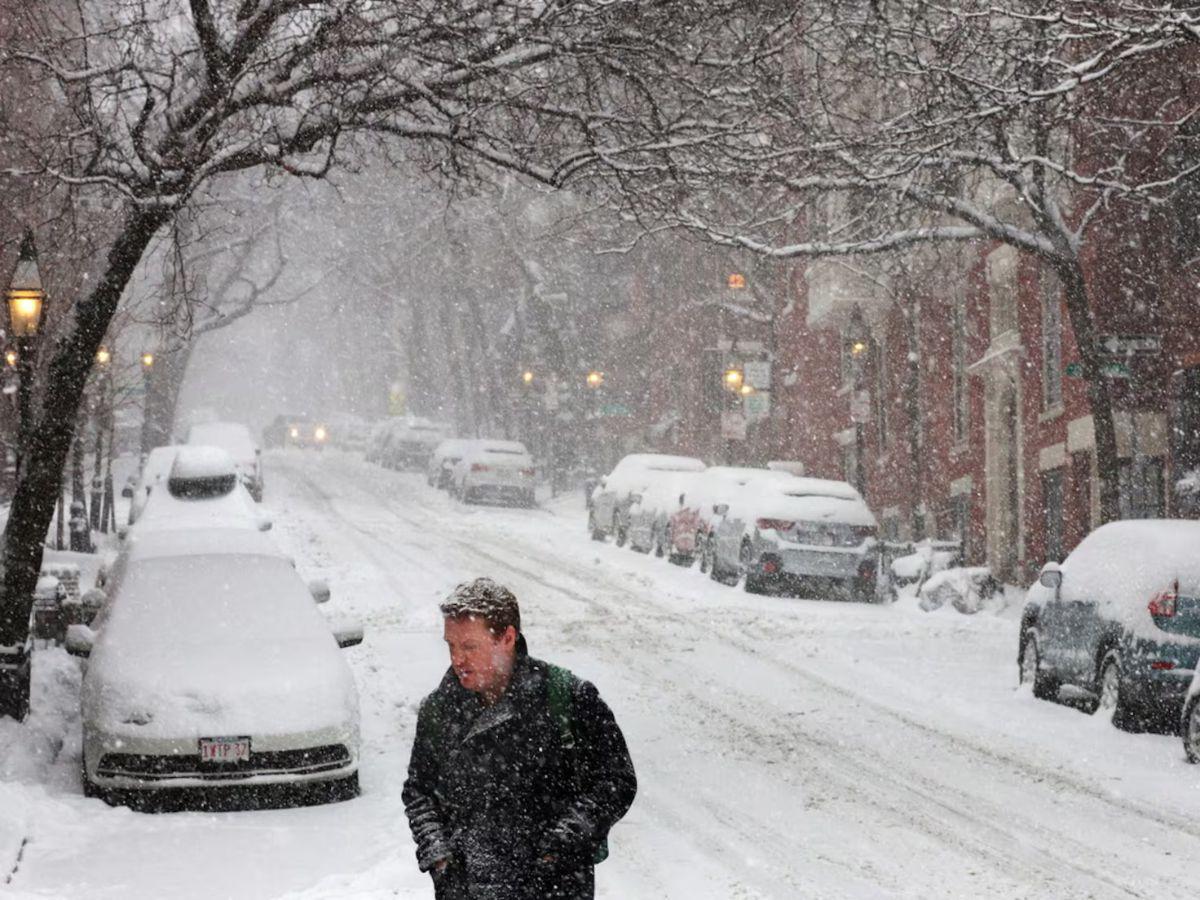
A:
[
  {"xmin": 846, "ymin": 306, "xmax": 870, "ymax": 497},
  {"xmin": 6, "ymin": 230, "xmax": 46, "ymax": 476},
  {"xmin": 95, "ymin": 346, "xmax": 111, "ymax": 366},
  {"xmin": 4, "ymin": 350, "xmax": 15, "ymax": 368},
  {"xmin": 521, "ymin": 369, "xmax": 535, "ymax": 385},
  {"xmin": 141, "ymin": 351, "xmax": 155, "ymax": 369},
  {"xmin": 586, "ymin": 370, "xmax": 604, "ymax": 388},
  {"xmin": 723, "ymin": 367, "xmax": 744, "ymax": 391}
]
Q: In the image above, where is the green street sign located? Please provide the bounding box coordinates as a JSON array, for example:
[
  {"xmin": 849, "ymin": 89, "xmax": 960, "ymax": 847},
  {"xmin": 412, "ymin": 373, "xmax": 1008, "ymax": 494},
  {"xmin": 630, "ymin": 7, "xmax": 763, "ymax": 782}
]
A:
[{"xmin": 1065, "ymin": 361, "xmax": 1129, "ymax": 379}]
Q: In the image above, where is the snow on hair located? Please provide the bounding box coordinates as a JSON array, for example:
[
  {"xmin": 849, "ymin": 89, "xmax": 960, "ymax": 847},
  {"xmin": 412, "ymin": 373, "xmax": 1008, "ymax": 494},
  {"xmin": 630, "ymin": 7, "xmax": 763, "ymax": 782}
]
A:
[{"xmin": 440, "ymin": 577, "xmax": 521, "ymax": 635}]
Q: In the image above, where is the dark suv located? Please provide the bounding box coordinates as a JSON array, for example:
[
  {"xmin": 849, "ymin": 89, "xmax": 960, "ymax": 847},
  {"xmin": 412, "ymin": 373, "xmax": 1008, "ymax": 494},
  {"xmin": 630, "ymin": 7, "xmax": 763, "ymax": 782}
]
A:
[{"xmin": 1018, "ymin": 520, "xmax": 1200, "ymax": 730}]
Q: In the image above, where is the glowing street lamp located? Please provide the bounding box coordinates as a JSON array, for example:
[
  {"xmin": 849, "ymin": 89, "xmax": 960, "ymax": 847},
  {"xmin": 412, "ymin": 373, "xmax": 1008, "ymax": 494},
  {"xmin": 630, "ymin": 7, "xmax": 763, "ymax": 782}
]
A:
[
  {"xmin": 141, "ymin": 351, "xmax": 155, "ymax": 369},
  {"xmin": 723, "ymin": 367, "xmax": 744, "ymax": 390},
  {"xmin": 586, "ymin": 370, "xmax": 604, "ymax": 388},
  {"xmin": 95, "ymin": 347, "xmax": 111, "ymax": 366},
  {"xmin": 6, "ymin": 230, "xmax": 46, "ymax": 475},
  {"xmin": 521, "ymin": 370, "xmax": 535, "ymax": 385},
  {"xmin": 4, "ymin": 350, "xmax": 15, "ymax": 368}
]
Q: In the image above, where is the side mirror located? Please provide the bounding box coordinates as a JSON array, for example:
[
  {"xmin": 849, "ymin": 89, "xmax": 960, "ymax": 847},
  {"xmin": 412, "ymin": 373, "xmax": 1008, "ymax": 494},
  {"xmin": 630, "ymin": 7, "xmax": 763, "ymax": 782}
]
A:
[
  {"xmin": 257, "ymin": 517, "xmax": 273, "ymax": 532},
  {"xmin": 1039, "ymin": 564, "xmax": 1063, "ymax": 596},
  {"xmin": 333, "ymin": 621, "xmax": 364, "ymax": 648},
  {"xmin": 308, "ymin": 579, "xmax": 331, "ymax": 604},
  {"xmin": 713, "ymin": 503, "xmax": 729, "ymax": 516},
  {"xmin": 121, "ymin": 485, "xmax": 134, "ymax": 499},
  {"xmin": 65, "ymin": 624, "xmax": 96, "ymax": 658}
]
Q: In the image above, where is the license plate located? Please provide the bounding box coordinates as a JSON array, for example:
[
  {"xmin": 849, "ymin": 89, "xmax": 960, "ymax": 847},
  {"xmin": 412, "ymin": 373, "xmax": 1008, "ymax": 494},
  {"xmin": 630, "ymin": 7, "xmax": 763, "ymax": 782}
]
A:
[{"xmin": 199, "ymin": 736, "xmax": 251, "ymax": 764}]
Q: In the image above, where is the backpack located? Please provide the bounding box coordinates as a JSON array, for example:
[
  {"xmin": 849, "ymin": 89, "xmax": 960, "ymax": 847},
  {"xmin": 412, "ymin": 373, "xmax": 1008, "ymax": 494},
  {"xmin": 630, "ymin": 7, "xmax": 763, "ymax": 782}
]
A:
[{"xmin": 545, "ymin": 664, "xmax": 610, "ymax": 865}]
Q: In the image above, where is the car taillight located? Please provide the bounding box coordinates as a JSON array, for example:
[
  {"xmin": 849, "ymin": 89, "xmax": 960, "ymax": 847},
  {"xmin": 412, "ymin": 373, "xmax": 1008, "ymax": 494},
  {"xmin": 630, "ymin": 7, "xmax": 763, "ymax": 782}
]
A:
[
  {"xmin": 1149, "ymin": 581, "xmax": 1179, "ymax": 617},
  {"xmin": 756, "ymin": 518, "xmax": 793, "ymax": 532},
  {"xmin": 471, "ymin": 463, "xmax": 489, "ymax": 472}
]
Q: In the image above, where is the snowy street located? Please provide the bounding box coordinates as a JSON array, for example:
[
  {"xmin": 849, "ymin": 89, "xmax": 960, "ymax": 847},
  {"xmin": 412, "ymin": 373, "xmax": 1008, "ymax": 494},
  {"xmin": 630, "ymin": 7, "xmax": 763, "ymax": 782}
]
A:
[{"xmin": 4, "ymin": 450, "xmax": 1200, "ymax": 899}]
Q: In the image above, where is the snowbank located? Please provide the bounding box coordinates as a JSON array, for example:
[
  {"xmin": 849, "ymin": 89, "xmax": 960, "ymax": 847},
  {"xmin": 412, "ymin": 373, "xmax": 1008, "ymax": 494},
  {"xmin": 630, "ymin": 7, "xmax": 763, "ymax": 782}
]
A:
[{"xmin": 918, "ymin": 567, "xmax": 1000, "ymax": 614}]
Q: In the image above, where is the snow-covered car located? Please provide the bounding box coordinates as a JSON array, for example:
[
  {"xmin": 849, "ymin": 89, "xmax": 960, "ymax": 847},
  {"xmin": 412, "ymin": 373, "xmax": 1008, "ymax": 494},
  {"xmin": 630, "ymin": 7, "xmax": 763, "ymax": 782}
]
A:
[
  {"xmin": 426, "ymin": 438, "xmax": 473, "ymax": 489},
  {"xmin": 709, "ymin": 477, "xmax": 878, "ymax": 598},
  {"xmin": 589, "ymin": 454, "xmax": 706, "ymax": 545},
  {"xmin": 380, "ymin": 417, "xmax": 452, "ymax": 470},
  {"xmin": 449, "ymin": 440, "xmax": 536, "ymax": 506},
  {"xmin": 124, "ymin": 444, "xmax": 185, "ymax": 524},
  {"xmin": 670, "ymin": 466, "xmax": 797, "ymax": 568},
  {"xmin": 263, "ymin": 415, "xmax": 328, "ymax": 450},
  {"xmin": 1019, "ymin": 520, "xmax": 1200, "ymax": 731},
  {"xmin": 626, "ymin": 470, "xmax": 704, "ymax": 557},
  {"xmin": 186, "ymin": 421, "xmax": 264, "ymax": 502},
  {"xmin": 67, "ymin": 527, "xmax": 363, "ymax": 806},
  {"xmin": 130, "ymin": 446, "xmax": 272, "ymax": 537}
]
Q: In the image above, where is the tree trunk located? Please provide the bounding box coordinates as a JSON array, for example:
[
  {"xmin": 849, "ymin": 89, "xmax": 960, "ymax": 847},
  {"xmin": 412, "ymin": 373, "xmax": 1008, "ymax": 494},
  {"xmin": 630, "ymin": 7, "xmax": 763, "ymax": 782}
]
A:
[
  {"xmin": 903, "ymin": 296, "xmax": 927, "ymax": 540},
  {"xmin": 0, "ymin": 209, "xmax": 167, "ymax": 715},
  {"xmin": 1059, "ymin": 260, "xmax": 1120, "ymax": 523}
]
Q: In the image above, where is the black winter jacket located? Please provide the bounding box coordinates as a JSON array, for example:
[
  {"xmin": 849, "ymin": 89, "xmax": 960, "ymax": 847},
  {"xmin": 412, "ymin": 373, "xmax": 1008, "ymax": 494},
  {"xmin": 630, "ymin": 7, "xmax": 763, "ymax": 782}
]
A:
[{"xmin": 402, "ymin": 642, "xmax": 636, "ymax": 900}]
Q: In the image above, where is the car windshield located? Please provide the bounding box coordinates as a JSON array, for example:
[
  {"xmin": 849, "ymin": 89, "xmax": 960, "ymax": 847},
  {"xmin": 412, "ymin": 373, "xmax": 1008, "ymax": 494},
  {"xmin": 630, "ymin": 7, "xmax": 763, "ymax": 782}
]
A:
[{"xmin": 105, "ymin": 555, "xmax": 320, "ymax": 646}]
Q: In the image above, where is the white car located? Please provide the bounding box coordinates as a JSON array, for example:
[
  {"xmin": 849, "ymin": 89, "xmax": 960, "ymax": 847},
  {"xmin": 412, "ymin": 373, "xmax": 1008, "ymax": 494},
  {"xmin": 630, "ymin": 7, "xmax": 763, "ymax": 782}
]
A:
[
  {"xmin": 68, "ymin": 527, "xmax": 363, "ymax": 807},
  {"xmin": 125, "ymin": 444, "xmax": 185, "ymax": 524},
  {"xmin": 589, "ymin": 454, "xmax": 706, "ymax": 545},
  {"xmin": 131, "ymin": 446, "xmax": 271, "ymax": 537},
  {"xmin": 709, "ymin": 477, "xmax": 879, "ymax": 598},
  {"xmin": 186, "ymin": 421, "xmax": 264, "ymax": 502},
  {"xmin": 626, "ymin": 470, "xmax": 705, "ymax": 557},
  {"xmin": 426, "ymin": 438, "xmax": 473, "ymax": 489},
  {"xmin": 450, "ymin": 440, "xmax": 535, "ymax": 506}
]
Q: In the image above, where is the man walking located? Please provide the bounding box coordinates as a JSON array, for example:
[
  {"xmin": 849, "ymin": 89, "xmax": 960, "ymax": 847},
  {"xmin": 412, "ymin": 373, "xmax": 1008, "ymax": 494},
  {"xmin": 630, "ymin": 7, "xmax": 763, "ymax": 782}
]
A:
[{"xmin": 403, "ymin": 577, "xmax": 637, "ymax": 899}]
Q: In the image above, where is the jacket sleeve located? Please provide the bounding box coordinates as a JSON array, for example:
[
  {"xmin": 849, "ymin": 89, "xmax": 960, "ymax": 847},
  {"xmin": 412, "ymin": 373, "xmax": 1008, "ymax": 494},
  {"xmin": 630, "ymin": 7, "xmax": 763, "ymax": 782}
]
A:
[
  {"xmin": 543, "ymin": 679, "xmax": 637, "ymax": 860},
  {"xmin": 402, "ymin": 697, "xmax": 453, "ymax": 872}
]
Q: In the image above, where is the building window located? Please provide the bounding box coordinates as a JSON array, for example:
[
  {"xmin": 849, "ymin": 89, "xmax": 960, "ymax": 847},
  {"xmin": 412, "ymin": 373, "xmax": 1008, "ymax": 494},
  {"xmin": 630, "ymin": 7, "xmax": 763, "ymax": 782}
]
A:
[
  {"xmin": 1119, "ymin": 458, "xmax": 1165, "ymax": 519},
  {"xmin": 1041, "ymin": 270, "xmax": 1064, "ymax": 410},
  {"xmin": 1041, "ymin": 469, "xmax": 1065, "ymax": 563},
  {"xmin": 1069, "ymin": 450, "xmax": 1093, "ymax": 541},
  {"xmin": 952, "ymin": 293, "xmax": 968, "ymax": 443}
]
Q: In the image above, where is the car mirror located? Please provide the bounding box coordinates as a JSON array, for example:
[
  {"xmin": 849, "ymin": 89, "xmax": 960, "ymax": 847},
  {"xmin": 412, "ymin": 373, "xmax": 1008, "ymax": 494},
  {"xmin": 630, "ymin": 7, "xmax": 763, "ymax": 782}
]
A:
[
  {"xmin": 257, "ymin": 517, "xmax": 273, "ymax": 532},
  {"xmin": 332, "ymin": 621, "xmax": 364, "ymax": 648},
  {"xmin": 713, "ymin": 503, "xmax": 729, "ymax": 516},
  {"xmin": 65, "ymin": 624, "xmax": 96, "ymax": 658},
  {"xmin": 121, "ymin": 485, "xmax": 134, "ymax": 499},
  {"xmin": 1038, "ymin": 564, "xmax": 1063, "ymax": 594},
  {"xmin": 308, "ymin": 579, "xmax": 331, "ymax": 604}
]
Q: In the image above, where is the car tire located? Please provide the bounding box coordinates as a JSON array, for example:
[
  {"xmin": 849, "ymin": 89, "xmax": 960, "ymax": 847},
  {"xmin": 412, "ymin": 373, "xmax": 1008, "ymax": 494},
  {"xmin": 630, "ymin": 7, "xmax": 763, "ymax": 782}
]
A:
[
  {"xmin": 615, "ymin": 521, "xmax": 627, "ymax": 548},
  {"xmin": 1019, "ymin": 631, "xmax": 1058, "ymax": 701},
  {"xmin": 588, "ymin": 510, "xmax": 605, "ymax": 542},
  {"xmin": 653, "ymin": 527, "xmax": 665, "ymax": 558},
  {"xmin": 697, "ymin": 534, "xmax": 710, "ymax": 573},
  {"xmin": 710, "ymin": 545, "xmax": 738, "ymax": 586},
  {"xmin": 1183, "ymin": 696, "xmax": 1200, "ymax": 764},
  {"xmin": 741, "ymin": 542, "xmax": 766, "ymax": 594},
  {"xmin": 81, "ymin": 759, "xmax": 102, "ymax": 800},
  {"xmin": 1095, "ymin": 650, "xmax": 1141, "ymax": 730}
]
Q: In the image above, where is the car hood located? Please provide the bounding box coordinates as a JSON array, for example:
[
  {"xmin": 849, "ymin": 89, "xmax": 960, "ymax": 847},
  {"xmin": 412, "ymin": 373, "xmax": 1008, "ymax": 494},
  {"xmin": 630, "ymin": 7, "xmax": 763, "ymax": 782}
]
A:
[{"xmin": 83, "ymin": 636, "xmax": 359, "ymax": 739}]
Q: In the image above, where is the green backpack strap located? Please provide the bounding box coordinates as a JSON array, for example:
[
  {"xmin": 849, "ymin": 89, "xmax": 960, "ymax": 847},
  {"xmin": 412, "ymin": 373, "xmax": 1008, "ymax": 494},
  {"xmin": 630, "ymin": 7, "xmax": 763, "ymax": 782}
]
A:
[{"xmin": 545, "ymin": 664, "xmax": 609, "ymax": 865}]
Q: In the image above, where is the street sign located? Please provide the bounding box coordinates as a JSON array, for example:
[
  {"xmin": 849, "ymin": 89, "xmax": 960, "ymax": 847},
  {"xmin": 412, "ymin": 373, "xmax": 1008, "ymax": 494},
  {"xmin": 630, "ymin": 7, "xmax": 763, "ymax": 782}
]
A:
[
  {"xmin": 721, "ymin": 411, "xmax": 747, "ymax": 441},
  {"xmin": 744, "ymin": 391, "xmax": 771, "ymax": 421},
  {"xmin": 1065, "ymin": 361, "xmax": 1131, "ymax": 379},
  {"xmin": 1098, "ymin": 334, "xmax": 1161, "ymax": 356},
  {"xmin": 744, "ymin": 361, "xmax": 771, "ymax": 390}
]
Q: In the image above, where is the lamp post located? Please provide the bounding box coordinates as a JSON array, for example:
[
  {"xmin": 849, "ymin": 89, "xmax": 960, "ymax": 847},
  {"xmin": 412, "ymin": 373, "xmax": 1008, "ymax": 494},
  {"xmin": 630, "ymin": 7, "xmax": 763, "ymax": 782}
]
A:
[
  {"xmin": 847, "ymin": 306, "xmax": 870, "ymax": 497},
  {"xmin": 89, "ymin": 347, "xmax": 111, "ymax": 531},
  {"xmin": 6, "ymin": 230, "xmax": 46, "ymax": 479}
]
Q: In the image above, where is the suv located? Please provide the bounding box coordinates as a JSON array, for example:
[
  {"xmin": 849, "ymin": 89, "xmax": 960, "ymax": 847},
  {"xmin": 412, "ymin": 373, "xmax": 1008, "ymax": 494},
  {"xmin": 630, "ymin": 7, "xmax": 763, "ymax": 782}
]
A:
[
  {"xmin": 589, "ymin": 454, "xmax": 705, "ymax": 545},
  {"xmin": 186, "ymin": 422, "xmax": 264, "ymax": 502},
  {"xmin": 1020, "ymin": 519, "xmax": 1200, "ymax": 731}
]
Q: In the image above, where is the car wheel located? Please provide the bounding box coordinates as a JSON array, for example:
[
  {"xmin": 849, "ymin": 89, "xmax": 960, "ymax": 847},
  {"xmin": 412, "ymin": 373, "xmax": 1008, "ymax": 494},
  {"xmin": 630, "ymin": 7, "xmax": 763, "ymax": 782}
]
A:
[
  {"xmin": 80, "ymin": 759, "xmax": 102, "ymax": 800},
  {"xmin": 588, "ymin": 510, "xmax": 605, "ymax": 542},
  {"xmin": 1096, "ymin": 650, "xmax": 1136, "ymax": 729},
  {"xmin": 615, "ymin": 520, "xmax": 627, "ymax": 548},
  {"xmin": 1183, "ymin": 697, "xmax": 1200, "ymax": 764},
  {"xmin": 1019, "ymin": 631, "xmax": 1058, "ymax": 701},
  {"xmin": 741, "ymin": 541, "xmax": 766, "ymax": 594},
  {"xmin": 653, "ymin": 527, "xmax": 665, "ymax": 558},
  {"xmin": 710, "ymin": 544, "xmax": 738, "ymax": 586},
  {"xmin": 697, "ymin": 534, "xmax": 710, "ymax": 573}
]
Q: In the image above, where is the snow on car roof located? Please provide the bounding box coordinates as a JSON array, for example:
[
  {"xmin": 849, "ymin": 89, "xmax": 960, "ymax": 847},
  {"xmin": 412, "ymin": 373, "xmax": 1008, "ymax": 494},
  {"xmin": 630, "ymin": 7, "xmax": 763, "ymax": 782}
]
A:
[
  {"xmin": 186, "ymin": 421, "xmax": 259, "ymax": 458},
  {"xmin": 1051, "ymin": 520, "xmax": 1200, "ymax": 639},
  {"xmin": 728, "ymin": 477, "xmax": 876, "ymax": 527},
  {"xmin": 169, "ymin": 445, "xmax": 237, "ymax": 482},
  {"xmin": 471, "ymin": 440, "xmax": 529, "ymax": 455},
  {"xmin": 122, "ymin": 526, "xmax": 283, "ymax": 563},
  {"xmin": 613, "ymin": 453, "xmax": 705, "ymax": 473}
]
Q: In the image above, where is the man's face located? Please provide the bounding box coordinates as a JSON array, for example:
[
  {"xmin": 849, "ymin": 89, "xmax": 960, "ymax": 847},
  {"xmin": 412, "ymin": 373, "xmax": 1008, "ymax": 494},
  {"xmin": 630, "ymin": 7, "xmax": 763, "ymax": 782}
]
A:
[{"xmin": 443, "ymin": 616, "xmax": 517, "ymax": 697}]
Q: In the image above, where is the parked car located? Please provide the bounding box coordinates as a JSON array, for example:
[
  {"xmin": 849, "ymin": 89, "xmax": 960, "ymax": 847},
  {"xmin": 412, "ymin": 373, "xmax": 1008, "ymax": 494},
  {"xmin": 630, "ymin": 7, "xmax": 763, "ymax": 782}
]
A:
[
  {"xmin": 449, "ymin": 440, "xmax": 535, "ymax": 506},
  {"xmin": 186, "ymin": 421, "xmax": 264, "ymax": 501},
  {"xmin": 627, "ymin": 470, "xmax": 704, "ymax": 557},
  {"xmin": 67, "ymin": 527, "xmax": 363, "ymax": 807},
  {"xmin": 709, "ymin": 476, "xmax": 878, "ymax": 598},
  {"xmin": 670, "ymin": 466, "xmax": 797, "ymax": 568},
  {"xmin": 130, "ymin": 447, "xmax": 272, "ymax": 537},
  {"xmin": 124, "ymin": 444, "xmax": 185, "ymax": 524},
  {"xmin": 1019, "ymin": 520, "xmax": 1200, "ymax": 731},
  {"xmin": 426, "ymin": 438, "xmax": 473, "ymax": 489},
  {"xmin": 381, "ymin": 417, "xmax": 452, "ymax": 470},
  {"xmin": 589, "ymin": 454, "xmax": 706, "ymax": 545}
]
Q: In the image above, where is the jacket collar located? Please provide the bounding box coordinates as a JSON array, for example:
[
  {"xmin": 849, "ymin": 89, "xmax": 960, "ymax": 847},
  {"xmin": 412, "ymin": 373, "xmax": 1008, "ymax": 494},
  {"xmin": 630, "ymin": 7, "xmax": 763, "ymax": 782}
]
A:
[{"xmin": 446, "ymin": 638, "xmax": 537, "ymax": 744}]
